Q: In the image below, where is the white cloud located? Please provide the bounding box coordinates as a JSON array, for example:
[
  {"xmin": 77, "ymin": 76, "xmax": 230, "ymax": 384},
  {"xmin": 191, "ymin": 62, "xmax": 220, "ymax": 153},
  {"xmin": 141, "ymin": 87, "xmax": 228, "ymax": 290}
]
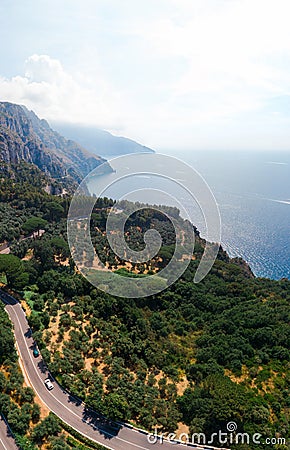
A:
[
  {"xmin": 130, "ymin": 0, "xmax": 290, "ymax": 103},
  {"xmin": 1, "ymin": 0, "xmax": 290, "ymax": 150},
  {"xmin": 115, "ymin": 0, "xmax": 290, "ymax": 147},
  {"xmin": 0, "ymin": 54, "xmax": 122, "ymax": 128}
]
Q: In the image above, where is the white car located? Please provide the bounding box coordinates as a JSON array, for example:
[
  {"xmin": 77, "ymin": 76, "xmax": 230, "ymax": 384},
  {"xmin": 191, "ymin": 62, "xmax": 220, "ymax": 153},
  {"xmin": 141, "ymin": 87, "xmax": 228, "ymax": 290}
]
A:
[{"xmin": 44, "ymin": 378, "xmax": 54, "ymax": 390}]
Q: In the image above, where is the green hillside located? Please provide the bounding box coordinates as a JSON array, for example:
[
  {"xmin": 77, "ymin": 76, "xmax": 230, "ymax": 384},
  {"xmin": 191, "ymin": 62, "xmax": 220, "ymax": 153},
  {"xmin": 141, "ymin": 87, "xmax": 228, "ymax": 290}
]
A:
[{"xmin": 0, "ymin": 167, "xmax": 289, "ymax": 450}]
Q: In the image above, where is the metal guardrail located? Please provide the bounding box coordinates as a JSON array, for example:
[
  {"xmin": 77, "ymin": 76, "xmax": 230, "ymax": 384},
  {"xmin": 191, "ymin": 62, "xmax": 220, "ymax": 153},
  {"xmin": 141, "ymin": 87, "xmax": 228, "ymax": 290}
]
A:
[
  {"xmin": 0, "ymin": 413, "xmax": 21, "ymax": 449},
  {"xmin": 1, "ymin": 289, "xmax": 230, "ymax": 450}
]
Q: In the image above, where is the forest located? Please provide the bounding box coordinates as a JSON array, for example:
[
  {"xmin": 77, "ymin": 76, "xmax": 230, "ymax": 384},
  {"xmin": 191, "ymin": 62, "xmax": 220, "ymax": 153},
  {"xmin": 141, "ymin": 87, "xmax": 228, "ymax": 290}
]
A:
[{"xmin": 0, "ymin": 162, "xmax": 289, "ymax": 450}]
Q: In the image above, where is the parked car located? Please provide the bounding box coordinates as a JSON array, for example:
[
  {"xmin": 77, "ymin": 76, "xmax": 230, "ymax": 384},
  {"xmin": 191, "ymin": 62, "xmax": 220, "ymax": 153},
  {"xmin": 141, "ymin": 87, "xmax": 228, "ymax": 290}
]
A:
[
  {"xmin": 33, "ymin": 347, "xmax": 39, "ymax": 357},
  {"xmin": 44, "ymin": 378, "xmax": 54, "ymax": 390}
]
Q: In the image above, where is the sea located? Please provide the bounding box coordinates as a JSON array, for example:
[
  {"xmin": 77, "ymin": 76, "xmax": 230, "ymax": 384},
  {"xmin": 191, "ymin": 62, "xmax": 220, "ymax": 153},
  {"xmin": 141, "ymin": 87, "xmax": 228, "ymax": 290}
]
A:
[
  {"xmin": 170, "ymin": 150, "xmax": 290, "ymax": 280},
  {"xmin": 88, "ymin": 150, "xmax": 290, "ymax": 281}
]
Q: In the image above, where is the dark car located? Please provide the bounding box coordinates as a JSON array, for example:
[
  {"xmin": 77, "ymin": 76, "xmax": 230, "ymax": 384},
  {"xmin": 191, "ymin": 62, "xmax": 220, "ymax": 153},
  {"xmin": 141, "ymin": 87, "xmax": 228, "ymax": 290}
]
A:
[{"xmin": 33, "ymin": 347, "xmax": 39, "ymax": 358}]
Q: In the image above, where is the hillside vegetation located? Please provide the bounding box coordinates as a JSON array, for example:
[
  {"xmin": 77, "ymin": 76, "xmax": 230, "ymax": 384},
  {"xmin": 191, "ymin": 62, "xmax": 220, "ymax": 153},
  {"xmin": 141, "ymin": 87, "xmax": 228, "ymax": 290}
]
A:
[
  {"xmin": 0, "ymin": 101, "xmax": 108, "ymax": 187},
  {"xmin": 0, "ymin": 165, "xmax": 289, "ymax": 450}
]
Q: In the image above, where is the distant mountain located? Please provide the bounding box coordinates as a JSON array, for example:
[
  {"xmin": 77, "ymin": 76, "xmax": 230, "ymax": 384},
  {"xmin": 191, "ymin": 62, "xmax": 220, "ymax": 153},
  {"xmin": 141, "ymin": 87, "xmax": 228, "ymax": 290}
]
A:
[
  {"xmin": 0, "ymin": 102, "xmax": 109, "ymax": 185},
  {"xmin": 52, "ymin": 122, "xmax": 155, "ymax": 158}
]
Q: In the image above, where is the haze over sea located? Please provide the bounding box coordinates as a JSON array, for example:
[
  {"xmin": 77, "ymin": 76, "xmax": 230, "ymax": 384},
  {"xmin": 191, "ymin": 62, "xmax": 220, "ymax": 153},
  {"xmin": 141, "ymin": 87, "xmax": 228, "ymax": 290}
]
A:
[{"xmin": 165, "ymin": 150, "xmax": 290, "ymax": 280}]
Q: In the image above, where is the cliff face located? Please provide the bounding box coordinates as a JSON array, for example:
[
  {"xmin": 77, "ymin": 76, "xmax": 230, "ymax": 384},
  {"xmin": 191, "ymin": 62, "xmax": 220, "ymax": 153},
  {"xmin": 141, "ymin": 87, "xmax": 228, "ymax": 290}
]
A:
[{"xmin": 0, "ymin": 102, "xmax": 107, "ymax": 182}]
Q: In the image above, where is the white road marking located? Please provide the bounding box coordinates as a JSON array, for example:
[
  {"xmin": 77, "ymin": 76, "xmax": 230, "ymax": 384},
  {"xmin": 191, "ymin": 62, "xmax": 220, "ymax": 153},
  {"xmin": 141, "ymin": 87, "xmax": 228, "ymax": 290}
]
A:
[
  {"xmin": 7, "ymin": 304, "xmax": 158, "ymax": 450},
  {"xmin": 2, "ymin": 293, "xmax": 214, "ymax": 450},
  {"xmin": 0, "ymin": 438, "xmax": 9, "ymax": 450}
]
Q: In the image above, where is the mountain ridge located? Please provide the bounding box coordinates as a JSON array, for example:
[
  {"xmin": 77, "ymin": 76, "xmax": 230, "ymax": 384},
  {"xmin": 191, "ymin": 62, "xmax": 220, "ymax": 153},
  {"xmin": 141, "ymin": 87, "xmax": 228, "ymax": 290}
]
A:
[
  {"xmin": 52, "ymin": 121, "xmax": 155, "ymax": 157},
  {"xmin": 0, "ymin": 102, "xmax": 108, "ymax": 186}
]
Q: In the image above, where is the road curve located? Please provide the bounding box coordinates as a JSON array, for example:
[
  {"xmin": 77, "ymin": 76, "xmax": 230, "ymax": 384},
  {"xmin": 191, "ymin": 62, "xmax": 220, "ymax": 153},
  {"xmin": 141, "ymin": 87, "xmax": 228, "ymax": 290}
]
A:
[
  {"xmin": 0, "ymin": 416, "xmax": 19, "ymax": 450},
  {"xmin": 1, "ymin": 290, "xmax": 224, "ymax": 450}
]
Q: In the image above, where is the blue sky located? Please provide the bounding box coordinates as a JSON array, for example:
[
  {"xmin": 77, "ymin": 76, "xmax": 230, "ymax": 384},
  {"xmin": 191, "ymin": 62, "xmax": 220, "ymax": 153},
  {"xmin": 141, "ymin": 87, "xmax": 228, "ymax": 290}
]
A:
[{"xmin": 1, "ymin": 0, "xmax": 290, "ymax": 151}]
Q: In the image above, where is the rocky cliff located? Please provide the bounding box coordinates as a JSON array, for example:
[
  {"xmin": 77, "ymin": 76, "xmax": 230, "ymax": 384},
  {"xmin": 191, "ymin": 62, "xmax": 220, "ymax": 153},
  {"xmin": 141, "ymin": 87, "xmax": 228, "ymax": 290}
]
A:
[{"xmin": 0, "ymin": 102, "xmax": 108, "ymax": 183}]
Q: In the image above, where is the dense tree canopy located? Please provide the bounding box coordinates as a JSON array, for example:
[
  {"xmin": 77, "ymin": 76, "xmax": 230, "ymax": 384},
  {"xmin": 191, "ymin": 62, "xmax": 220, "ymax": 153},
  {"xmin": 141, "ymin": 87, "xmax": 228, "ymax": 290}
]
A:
[
  {"xmin": 22, "ymin": 216, "xmax": 47, "ymax": 235},
  {"xmin": 0, "ymin": 254, "xmax": 29, "ymax": 289},
  {"xmin": 0, "ymin": 167, "xmax": 289, "ymax": 450}
]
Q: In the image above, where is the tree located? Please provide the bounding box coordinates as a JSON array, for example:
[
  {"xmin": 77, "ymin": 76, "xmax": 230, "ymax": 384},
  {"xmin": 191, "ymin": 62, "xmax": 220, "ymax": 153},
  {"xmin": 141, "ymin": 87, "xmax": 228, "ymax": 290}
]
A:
[
  {"xmin": 0, "ymin": 304, "xmax": 16, "ymax": 363},
  {"xmin": 104, "ymin": 392, "xmax": 130, "ymax": 421},
  {"xmin": 22, "ymin": 217, "xmax": 47, "ymax": 235},
  {"xmin": 49, "ymin": 434, "xmax": 70, "ymax": 450},
  {"xmin": 43, "ymin": 202, "xmax": 64, "ymax": 222},
  {"xmin": 32, "ymin": 413, "xmax": 61, "ymax": 443},
  {"xmin": 0, "ymin": 254, "xmax": 28, "ymax": 288},
  {"xmin": 31, "ymin": 403, "xmax": 40, "ymax": 423},
  {"xmin": 50, "ymin": 237, "xmax": 70, "ymax": 262},
  {"xmin": 15, "ymin": 435, "xmax": 38, "ymax": 450},
  {"xmin": 20, "ymin": 387, "xmax": 34, "ymax": 405},
  {"xmin": 7, "ymin": 406, "xmax": 30, "ymax": 435}
]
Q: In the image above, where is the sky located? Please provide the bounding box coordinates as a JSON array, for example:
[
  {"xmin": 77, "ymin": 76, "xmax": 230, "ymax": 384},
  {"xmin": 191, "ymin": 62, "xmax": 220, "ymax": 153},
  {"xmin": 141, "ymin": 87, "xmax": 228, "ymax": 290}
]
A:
[{"xmin": 1, "ymin": 0, "xmax": 290, "ymax": 151}]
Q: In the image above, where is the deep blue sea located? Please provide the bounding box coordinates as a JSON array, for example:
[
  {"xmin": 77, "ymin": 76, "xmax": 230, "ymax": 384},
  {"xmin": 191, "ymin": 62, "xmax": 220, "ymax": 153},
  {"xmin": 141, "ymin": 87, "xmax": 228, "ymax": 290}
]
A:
[
  {"xmin": 90, "ymin": 150, "xmax": 289, "ymax": 281},
  {"xmin": 163, "ymin": 150, "xmax": 290, "ymax": 280}
]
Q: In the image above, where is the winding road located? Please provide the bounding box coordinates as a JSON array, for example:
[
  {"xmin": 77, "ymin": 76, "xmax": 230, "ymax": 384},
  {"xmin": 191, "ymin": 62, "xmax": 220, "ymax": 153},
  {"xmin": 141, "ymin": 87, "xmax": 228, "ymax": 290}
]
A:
[{"xmin": 0, "ymin": 290, "xmax": 226, "ymax": 450}]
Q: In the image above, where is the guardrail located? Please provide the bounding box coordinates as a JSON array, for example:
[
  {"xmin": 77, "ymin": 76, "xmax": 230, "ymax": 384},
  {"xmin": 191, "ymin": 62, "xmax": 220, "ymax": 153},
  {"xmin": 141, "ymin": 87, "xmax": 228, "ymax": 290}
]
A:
[
  {"xmin": 0, "ymin": 413, "xmax": 21, "ymax": 449},
  {"xmin": 1, "ymin": 289, "xmax": 230, "ymax": 450}
]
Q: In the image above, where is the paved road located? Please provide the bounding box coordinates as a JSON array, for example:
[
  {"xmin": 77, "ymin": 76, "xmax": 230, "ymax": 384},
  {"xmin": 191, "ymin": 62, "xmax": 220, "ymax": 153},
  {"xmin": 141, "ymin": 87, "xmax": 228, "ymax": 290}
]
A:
[
  {"xmin": 0, "ymin": 243, "xmax": 10, "ymax": 255},
  {"xmin": 0, "ymin": 290, "xmax": 226, "ymax": 450},
  {"xmin": 0, "ymin": 230, "xmax": 45, "ymax": 255},
  {"xmin": 0, "ymin": 416, "xmax": 19, "ymax": 450}
]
